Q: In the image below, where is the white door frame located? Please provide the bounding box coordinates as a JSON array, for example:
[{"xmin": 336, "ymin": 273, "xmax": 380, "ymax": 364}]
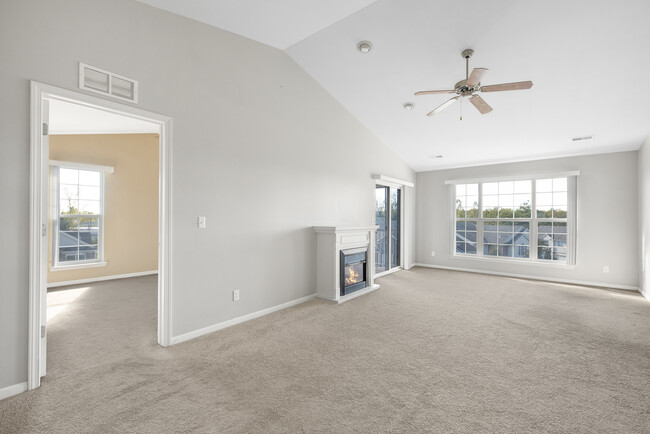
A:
[{"xmin": 28, "ymin": 81, "xmax": 173, "ymax": 390}]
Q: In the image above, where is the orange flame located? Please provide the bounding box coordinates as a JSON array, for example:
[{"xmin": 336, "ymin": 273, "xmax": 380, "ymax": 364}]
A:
[{"xmin": 345, "ymin": 267, "xmax": 361, "ymax": 286}]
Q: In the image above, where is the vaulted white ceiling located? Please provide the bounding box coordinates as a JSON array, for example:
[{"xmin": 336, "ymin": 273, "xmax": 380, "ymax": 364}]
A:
[{"xmin": 136, "ymin": 0, "xmax": 650, "ymax": 171}]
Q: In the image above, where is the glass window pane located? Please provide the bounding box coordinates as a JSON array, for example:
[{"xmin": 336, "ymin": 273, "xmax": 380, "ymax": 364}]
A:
[
  {"xmin": 466, "ymin": 195, "xmax": 478, "ymax": 209},
  {"xmin": 466, "ymin": 184, "xmax": 478, "ymax": 196},
  {"xmin": 456, "ymin": 208, "xmax": 466, "ymax": 219},
  {"xmin": 498, "ymin": 181, "xmax": 513, "ymax": 195},
  {"xmin": 456, "ymin": 242, "xmax": 466, "ymax": 254},
  {"xmin": 59, "ymin": 246, "xmax": 79, "ymax": 262},
  {"xmin": 553, "ymin": 178, "xmax": 567, "ymax": 191},
  {"xmin": 553, "ymin": 233, "xmax": 567, "ymax": 246},
  {"xmin": 483, "ymin": 221, "xmax": 498, "ymax": 232},
  {"xmin": 537, "ymin": 207, "xmax": 552, "ymax": 218},
  {"xmin": 466, "ymin": 231, "xmax": 477, "ymax": 242},
  {"xmin": 498, "ymin": 245, "xmax": 513, "ymax": 257},
  {"xmin": 498, "ymin": 195, "xmax": 513, "ymax": 207},
  {"xmin": 553, "ymin": 247, "xmax": 567, "ymax": 261},
  {"xmin": 60, "ymin": 199, "xmax": 79, "ymax": 214},
  {"xmin": 498, "ymin": 233, "xmax": 513, "ymax": 244},
  {"xmin": 483, "ymin": 182, "xmax": 498, "ymax": 195},
  {"xmin": 536, "ymin": 192, "xmax": 552, "ymax": 206},
  {"xmin": 553, "ymin": 222, "xmax": 567, "ymax": 233},
  {"xmin": 466, "ymin": 221, "xmax": 477, "ymax": 231},
  {"xmin": 514, "ymin": 232, "xmax": 530, "ymax": 245},
  {"xmin": 484, "ymin": 244, "xmax": 498, "ymax": 256},
  {"xmin": 79, "ymin": 185, "xmax": 100, "ymax": 200},
  {"xmin": 514, "ymin": 245, "xmax": 530, "ymax": 258},
  {"xmin": 553, "ymin": 206, "xmax": 567, "ymax": 218},
  {"xmin": 553, "ymin": 192, "xmax": 567, "ymax": 206},
  {"xmin": 79, "ymin": 170, "xmax": 101, "ymax": 186},
  {"xmin": 59, "ymin": 168, "xmax": 78, "ymax": 185},
  {"xmin": 79, "ymin": 229, "xmax": 99, "ymax": 245},
  {"xmin": 78, "ymin": 200, "xmax": 100, "ymax": 214},
  {"xmin": 498, "ymin": 221, "xmax": 513, "ymax": 232},
  {"xmin": 59, "ymin": 216, "xmax": 78, "ymax": 231},
  {"xmin": 513, "ymin": 222, "xmax": 530, "ymax": 232},
  {"xmin": 483, "ymin": 195, "xmax": 498, "ymax": 207},
  {"xmin": 456, "ymin": 184, "xmax": 466, "ymax": 196},
  {"xmin": 60, "ymin": 184, "xmax": 78, "ymax": 200},
  {"xmin": 536, "ymin": 179, "xmax": 553, "ymax": 192},
  {"xmin": 79, "ymin": 216, "xmax": 99, "ymax": 229},
  {"xmin": 466, "ymin": 242, "xmax": 477, "ymax": 255},
  {"xmin": 538, "ymin": 234, "xmax": 552, "ymax": 246},
  {"xmin": 456, "ymin": 221, "xmax": 466, "ymax": 231},
  {"xmin": 390, "ymin": 188, "xmax": 401, "ymax": 269},
  {"xmin": 483, "ymin": 232, "xmax": 498, "ymax": 243},
  {"xmin": 498, "ymin": 208, "xmax": 514, "ymax": 218},
  {"xmin": 79, "ymin": 245, "xmax": 99, "ymax": 260},
  {"xmin": 538, "ymin": 246, "xmax": 552, "ymax": 260},
  {"xmin": 456, "ymin": 232, "xmax": 465, "ymax": 242},
  {"xmin": 375, "ymin": 187, "xmax": 388, "ymax": 273},
  {"xmin": 538, "ymin": 222, "xmax": 553, "ymax": 233},
  {"xmin": 59, "ymin": 231, "xmax": 79, "ymax": 246},
  {"xmin": 482, "ymin": 207, "xmax": 498, "ymax": 218},
  {"xmin": 513, "ymin": 180, "xmax": 531, "ymax": 194}
]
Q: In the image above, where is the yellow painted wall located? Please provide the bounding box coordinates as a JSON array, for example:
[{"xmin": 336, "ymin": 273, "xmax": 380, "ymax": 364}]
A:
[{"xmin": 48, "ymin": 134, "xmax": 159, "ymax": 284}]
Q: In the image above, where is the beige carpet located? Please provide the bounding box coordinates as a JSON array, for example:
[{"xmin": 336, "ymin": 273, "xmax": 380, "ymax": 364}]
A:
[{"xmin": 1, "ymin": 268, "xmax": 649, "ymax": 433}]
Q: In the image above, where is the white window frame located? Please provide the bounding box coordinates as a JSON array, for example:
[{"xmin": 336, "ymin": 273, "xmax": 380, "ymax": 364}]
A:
[
  {"xmin": 50, "ymin": 161, "xmax": 112, "ymax": 270},
  {"xmin": 446, "ymin": 172, "xmax": 579, "ymax": 266}
]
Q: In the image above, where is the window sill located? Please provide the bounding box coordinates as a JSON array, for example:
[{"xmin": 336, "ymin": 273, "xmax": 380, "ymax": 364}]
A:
[
  {"xmin": 375, "ymin": 267, "xmax": 403, "ymax": 278},
  {"xmin": 50, "ymin": 261, "xmax": 107, "ymax": 272},
  {"xmin": 450, "ymin": 255, "xmax": 575, "ymax": 269}
]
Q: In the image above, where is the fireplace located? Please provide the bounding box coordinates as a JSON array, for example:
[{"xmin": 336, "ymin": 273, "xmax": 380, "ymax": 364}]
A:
[{"xmin": 340, "ymin": 248, "xmax": 368, "ymax": 296}]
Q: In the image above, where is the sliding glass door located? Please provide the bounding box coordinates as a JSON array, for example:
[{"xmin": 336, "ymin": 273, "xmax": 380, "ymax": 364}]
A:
[{"xmin": 375, "ymin": 185, "xmax": 401, "ymax": 274}]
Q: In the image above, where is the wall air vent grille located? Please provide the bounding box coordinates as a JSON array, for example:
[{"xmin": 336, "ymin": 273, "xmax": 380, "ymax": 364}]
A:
[{"xmin": 79, "ymin": 63, "xmax": 138, "ymax": 103}]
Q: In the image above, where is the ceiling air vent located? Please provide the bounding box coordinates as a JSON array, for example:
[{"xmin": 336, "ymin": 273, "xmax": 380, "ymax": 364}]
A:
[
  {"xmin": 79, "ymin": 63, "xmax": 138, "ymax": 103},
  {"xmin": 572, "ymin": 135, "xmax": 594, "ymax": 142}
]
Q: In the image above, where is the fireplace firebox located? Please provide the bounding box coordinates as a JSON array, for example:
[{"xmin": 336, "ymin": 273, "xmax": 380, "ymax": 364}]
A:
[{"xmin": 340, "ymin": 248, "xmax": 368, "ymax": 296}]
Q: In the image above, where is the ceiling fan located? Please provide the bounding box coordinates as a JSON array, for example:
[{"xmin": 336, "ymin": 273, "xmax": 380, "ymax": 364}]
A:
[{"xmin": 414, "ymin": 49, "xmax": 533, "ymax": 118}]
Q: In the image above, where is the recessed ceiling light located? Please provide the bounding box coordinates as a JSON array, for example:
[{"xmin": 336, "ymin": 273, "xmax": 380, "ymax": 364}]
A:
[
  {"xmin": 403, "ymin": 103, "xmax": 415, "ymax": 110},
  {"xmin": 357, "ymin": 41, "xmax": 373, "ymax": 53},
  {"xmin": 572, "ymin": 135, "xmax": 594, "ymax": 141}
]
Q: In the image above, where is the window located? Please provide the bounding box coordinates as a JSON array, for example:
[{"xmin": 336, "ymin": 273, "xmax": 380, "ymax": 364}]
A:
[
  {"xmin": 453, "ymin": 175, "xmax": 576, "ymax": 264},
  {"xmin": 52, "ymin": 165, "xmax": 104, "ymax": 267}
]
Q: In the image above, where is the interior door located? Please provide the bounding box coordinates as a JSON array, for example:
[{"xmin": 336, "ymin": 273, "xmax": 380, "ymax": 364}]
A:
[{"xmin": 40, "ymin": 98, "xmax": 49, "ymax": 378}]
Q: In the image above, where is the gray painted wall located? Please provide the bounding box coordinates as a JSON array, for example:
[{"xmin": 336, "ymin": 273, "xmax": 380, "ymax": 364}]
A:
[
  {"xmin": 415, "ymin": 152, "xmax": 639, "ymax": 288},
  {"xmin": 640, "ymin": 137, "xmax": 650, "ymax": 298},
  {"xmin": 0, "ymin": 0, "xmax": 414, "ymax": 390}
]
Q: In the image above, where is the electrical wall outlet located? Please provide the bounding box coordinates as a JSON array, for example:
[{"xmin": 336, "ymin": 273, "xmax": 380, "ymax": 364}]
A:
[
  {"xmin": 198, "ymin": 216, "xmax": 206, "ymax": 229},
  {"xmin": 431, "ymin": 251, "xmax": 436, "ymax": 257},
  {"xmin": 233, "ymin": 290, "xmax": 240, "ymax": 301},
  {"xmin": 603, "ymin": 265, "xmax": 609, "ymax": 273}
]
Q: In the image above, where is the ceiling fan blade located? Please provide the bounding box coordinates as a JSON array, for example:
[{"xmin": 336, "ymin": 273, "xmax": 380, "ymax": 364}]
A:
[
  {"xmin": 469, "ymin": 94, "xmax": 493, "ymax": 114},
  {"xmin": 481, "ymin": 81, "xmax": 533, "ymax": 92},
  {"xmin": 415, "ymin": 89, "xmax": 455, "ymax": 96},
  {"xmin": 467, "ymin": 68, "xmax": 488, "ymax": 87},
  {"xmin": 426, "ymin": 96, "xmax": 460, "ymax": 116}
]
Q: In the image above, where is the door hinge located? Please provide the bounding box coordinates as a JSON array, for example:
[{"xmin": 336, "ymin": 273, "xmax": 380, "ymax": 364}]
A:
[
  {"xmin": 42, "ymin": 223, "xmax": 47, "ymax": 237},
  {"xmin": 42, "ymin": 123, "xmax": 49, "ymax": 136},
  {"xmin": 41, "ymin": 325, "xmax": 46, "ymax": 338}
]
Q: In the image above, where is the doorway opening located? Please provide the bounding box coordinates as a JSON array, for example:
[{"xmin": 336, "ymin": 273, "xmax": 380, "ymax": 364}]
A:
[
  {"xmin": 375, "ymin": 184, "xmax": 403, "ymax": 276},
  {"xmin": 29, "ymin": 82, "xmax": 173, "ymax": 390}
]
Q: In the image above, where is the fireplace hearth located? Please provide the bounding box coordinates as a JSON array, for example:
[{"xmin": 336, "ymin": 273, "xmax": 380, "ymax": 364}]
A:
[{"xmin": 340, "ymin": 248, "xmax": 367, "ymax": 296}]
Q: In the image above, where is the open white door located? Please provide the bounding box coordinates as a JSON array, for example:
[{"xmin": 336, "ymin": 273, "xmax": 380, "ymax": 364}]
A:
[{"xmin": 40, "ymin": 98, "xmax": 49, "ymax": 378}]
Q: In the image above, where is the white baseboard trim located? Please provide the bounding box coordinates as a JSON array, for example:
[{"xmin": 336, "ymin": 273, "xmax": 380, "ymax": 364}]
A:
[
  {"xmin": 412, "ymin": 263, "xmax": 641, "ymax": 292},
  {"xmin": 171, "ymin": 293, "xmax": 317, "ymax": 345},
  {"xmin": 640, "ymin": 285, "xmax": 649, "ymax": 301},
  {"xmin": 47, "ymin": 270, "xmax": 158, "ymax": 288},
  {"xmin": 0, "ymin": 382, "xmax": 28, "ymax": 401}
]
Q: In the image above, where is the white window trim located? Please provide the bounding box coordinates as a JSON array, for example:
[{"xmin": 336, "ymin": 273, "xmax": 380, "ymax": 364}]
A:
[
  {"xmin": 449, "ymin": 175, "xmax": 578, "ymax": 267},
  {"xmin": 50, "ymin": 162, "xmax": 110, "ymax": 269}
]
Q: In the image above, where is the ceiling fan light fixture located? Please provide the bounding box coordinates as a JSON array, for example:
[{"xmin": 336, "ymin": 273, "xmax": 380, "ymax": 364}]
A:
[
  {"xmin": 357, "ymin": 41, "xmax": 373, "ymax": 53},
  {"xmin": 403, "ymin": 102, "xmax": 415, "ymax": 110}
]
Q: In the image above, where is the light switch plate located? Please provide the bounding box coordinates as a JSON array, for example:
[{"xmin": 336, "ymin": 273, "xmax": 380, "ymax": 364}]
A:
[{"xmin": 198, "ymin": 216, "xmax": 206, "ymax": 229}]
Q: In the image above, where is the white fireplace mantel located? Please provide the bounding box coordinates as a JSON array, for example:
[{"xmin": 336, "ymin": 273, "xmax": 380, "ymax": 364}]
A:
[{"xmin": 313, "ymin": 226, "xmax": 380, "ymax": 303}]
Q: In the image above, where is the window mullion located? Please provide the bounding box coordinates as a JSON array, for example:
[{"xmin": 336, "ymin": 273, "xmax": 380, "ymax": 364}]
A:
[{"xmin": 477, "ymin": 183, "xmax": 484, "ymax": 257}]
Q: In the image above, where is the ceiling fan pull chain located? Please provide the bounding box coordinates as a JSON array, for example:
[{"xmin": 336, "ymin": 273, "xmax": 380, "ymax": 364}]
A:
[{"xmin": 460, "ymin": 97, "xmax": 463, "ymax": 121}]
